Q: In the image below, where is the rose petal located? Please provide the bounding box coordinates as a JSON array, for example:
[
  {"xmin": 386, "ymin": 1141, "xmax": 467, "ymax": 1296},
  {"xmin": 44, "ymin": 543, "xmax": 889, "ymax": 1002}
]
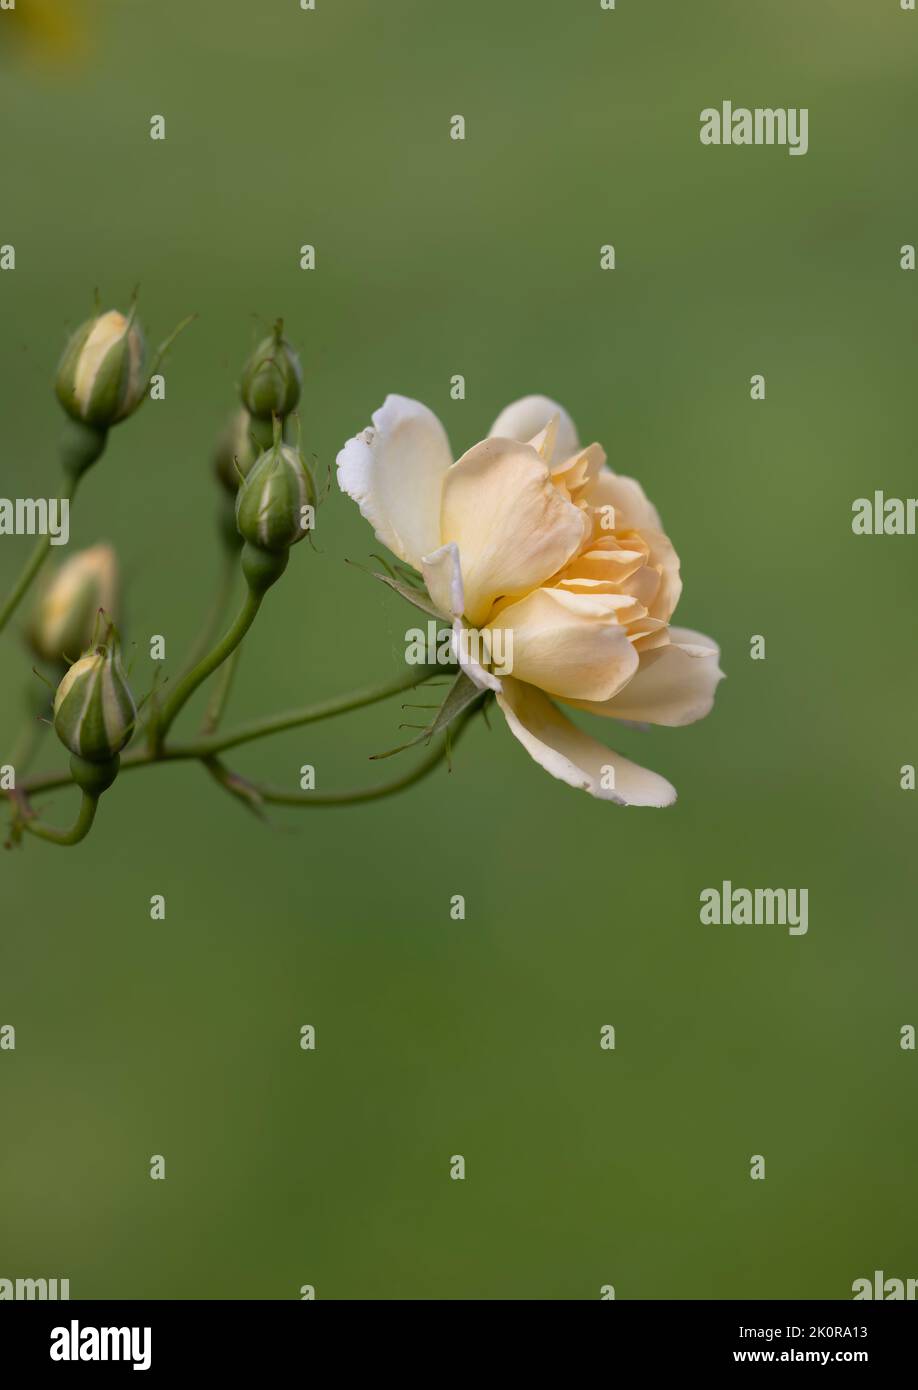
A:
[
  {"xmin": 641, "ymin": 527, "xmax": 682, "ymax": 622},
  {"xmin": 440, "ymin": 438, "xmax": 589, "ymax": 626},
  {"xmin": 490, "ymin": 588, "xmax": 638, "ymax": 701},
  {"xmin": 496, "ymin": 678, "xmax": 677, "ymax": 805},
  {"xmin": 567, "ymin": 628, "xmax": 724, "ymax": 726},
  {"xmin": 489, "ymin": 395, "xmax": 579, "ymax": 467},
  {"xmin": 420, "ymin": 541, "xmax": 464, "ymax": 619},
  {"xmin": 452, "ymin": 618, "xmax": 503, "ymax": 693},
  {"xmin": 586, "ymin": 468, "xmax": 664, "ymax": 535},
  {"xmin": 551, "ymin": 442, "xmax": 606, "ymax": 502},
  {"xmin": 337, "ymin": 394, "xmax": 452, "ymax": 568}
]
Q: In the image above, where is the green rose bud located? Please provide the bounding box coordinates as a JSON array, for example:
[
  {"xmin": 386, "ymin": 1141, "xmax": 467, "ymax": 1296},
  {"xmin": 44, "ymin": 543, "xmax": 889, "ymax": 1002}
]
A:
[
  {"xmin": 53, "ymin": 636, "xmax": 136, "ymax": 764},
  {"xmin": 56, "ymin": 309, "xmax": 146, "ymax": 430},
  {"xmin": 239, "ymin": 320, "xmax": 302, "ymax": 422},
  {"xmin": 28, "ymin": 544, "xmax": 119, "ymax": 664},
  {"xmin": 235, "ymin": 436, "xmax": 316, "ymax": 556},
  {"xmin": 213, "ymin": 408, "xmax": 257, "ymax": 495}
]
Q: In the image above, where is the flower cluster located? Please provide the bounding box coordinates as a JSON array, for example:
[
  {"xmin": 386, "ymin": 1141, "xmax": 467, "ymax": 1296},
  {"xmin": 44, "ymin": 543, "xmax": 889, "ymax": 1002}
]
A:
[{"xmin": 0, "ymin": 299, "xmax": 722, "ymax": 849}]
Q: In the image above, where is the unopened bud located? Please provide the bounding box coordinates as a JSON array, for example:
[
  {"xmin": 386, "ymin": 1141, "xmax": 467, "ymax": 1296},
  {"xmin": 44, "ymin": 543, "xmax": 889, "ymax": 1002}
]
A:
[
  {"xmin": 28, "ymin": 544, "xmax": 119, "ymax": 664},
  {"xmin": 239, "ymin": 320, "xmax": 302, "ymax": 421},
  {"xmin": 56, "ymin": 309, "xmax": 146, "ymax": 431},
  {"xmin": 235, "ymin": 432, "xmax": 315, "ymax": 556},
  {"xmin": 53, "ymin": 635, "xmax": 136, "ymax": 764},
  {"xmin": 213, "ymin": 408, "xmax": 257, "ymax": 495}
]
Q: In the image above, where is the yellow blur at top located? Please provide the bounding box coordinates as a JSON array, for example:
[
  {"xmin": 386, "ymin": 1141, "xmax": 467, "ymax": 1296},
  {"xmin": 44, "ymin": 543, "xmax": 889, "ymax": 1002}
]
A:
[{"xmin": 0, "ymin": 0, "xmax": 88, "ymax": 67}]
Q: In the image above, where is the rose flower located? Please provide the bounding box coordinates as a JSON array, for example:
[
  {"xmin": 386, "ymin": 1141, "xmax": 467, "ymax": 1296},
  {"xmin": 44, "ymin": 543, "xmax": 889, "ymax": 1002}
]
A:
[{"xmin": 338, "ymin": 395, "xmax": 723, "ymax": 805}]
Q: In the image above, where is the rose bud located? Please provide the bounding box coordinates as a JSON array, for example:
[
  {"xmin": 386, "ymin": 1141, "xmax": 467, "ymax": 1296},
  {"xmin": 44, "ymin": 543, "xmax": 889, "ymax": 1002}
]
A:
[
  {"xmin": 55, "ymin": 308, "xmax": 147, "ymax": 476},
  {"xmin": 27, "ymin": 544, "xmax": 119, "ymax": 664},
  {"xmin": 239, "ymin": 320, "xmax": 302, "ymax": 422},
  {"xmin": 235, "ymin": 423, "xmax": 316, "ymax": 595},
  {"xmin": 213, "ymin": 408, "xmax": 257, "ymax": 496},
  {"xmin": 235, "ymin": 434, "xmax": 315, "ymax": 556},
  {"xmin": 53, "ymin": 634, "xmax": 136, "ymax": 765},
  {"xmin": 56, "ymin": 308, "xmax": 146, "ymax": 429}
]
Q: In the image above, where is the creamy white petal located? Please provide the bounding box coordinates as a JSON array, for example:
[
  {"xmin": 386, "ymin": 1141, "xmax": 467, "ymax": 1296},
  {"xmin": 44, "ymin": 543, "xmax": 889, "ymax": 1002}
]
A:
[
  {"xmin": 440, "ymin": 438, "xmax": 589, "ymax": 626},
  {"xmin": 552, "ymin": 442, "xmax": 606, "ymax": 502},
  {"xmin": 452, "ymin": 618, "xmax": 503, "ymax": 693},
  {"xmin": 496, "ymin": 678, "xmax": 676, "ymax": 806},
  {"xmin": 336, "ymin": 394, "xmax": 452, "ymax": 568},
  {"xmin": 526, "ymin": 414, "xmax": 559, "ymax": 463},
  {"xmin": 668, "ymin": 626, "xmax": 720, "ymax": 653},
  {"xmin": 585, "ymin": 468, "xmax": 663, "ymax": 535},
  {"xmin": 489, "ymin": 395, "xmax": 579, "ymax": 466},
  {"xmin": 73, "ymin": 311, "xmax": 132, "ymax": 415},
  {"xmin": 490, "ymin": 588, "xmax": 638, "ymax": 701},
  {"xmin": 420, "ymin": 541, "xmax": 464, "ymax": 619},
  {"xmin": 567, "ymin": 629, "xmax": 724, "ymax": 726}
]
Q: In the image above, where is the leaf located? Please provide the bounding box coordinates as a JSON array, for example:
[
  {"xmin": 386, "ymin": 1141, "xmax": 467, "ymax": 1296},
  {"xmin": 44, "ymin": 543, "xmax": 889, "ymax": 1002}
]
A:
[
  {"xmin": 372, "ymin": 671, "xmax": 483, "ymax": 760},
  {"xmin": 346, "ymin": 559, "xmax": 446, "ymax": 619}
]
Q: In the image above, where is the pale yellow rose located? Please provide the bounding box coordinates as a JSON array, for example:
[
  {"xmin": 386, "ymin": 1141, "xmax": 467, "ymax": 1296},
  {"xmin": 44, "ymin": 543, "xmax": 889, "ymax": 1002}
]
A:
[{"xmin": 337, "ymin": 395, "xmax": 724, "ymax": 805}]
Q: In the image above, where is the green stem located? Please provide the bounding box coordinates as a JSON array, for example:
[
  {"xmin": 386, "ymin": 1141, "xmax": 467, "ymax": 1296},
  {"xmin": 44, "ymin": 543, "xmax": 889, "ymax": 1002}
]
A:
[
  {"xmin": 152, "ymin": 589, "xmax": 262, "ymax": 752},
  {"xmin": 184, "ymin": 663, "xmax": 444, "ymax": 758},
  {"xmin": 179, "ymin": 547, "xmax": 238, "ymax": 678},
  {"xmin": 21, "ymin": 791, "xmax": 98, "ymax": 846},
  {"xmin": 200, "ymin": 645, "xmax": 242, "ymax": 735},
  {"xmin": 11, "ymin": 666, "xmax": 449, "ymax": 800},
  {"xmin": 204, "ymin": 709, "xmax": 472, "ymax": 810},
  {"xmin": 0, "ymin": 477, "xmax": 79, "ymax": 636},
  {"xmin": 136, "ymin": 548, "xmax": 239, "ymax": 750}
]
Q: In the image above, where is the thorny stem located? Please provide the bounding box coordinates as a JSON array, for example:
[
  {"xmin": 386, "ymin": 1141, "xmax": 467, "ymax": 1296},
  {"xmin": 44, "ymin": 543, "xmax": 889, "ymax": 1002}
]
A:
[
  {"xmin": 181, "ymin": 664, "xmax": 443, "ymax": 758},
  {"xmin": 202, "ymin": 707, "xmax": 474, "ymax": 811},
  {"xmin": 10, "ymin": 665, "xmax": 452, "ymax": 802}
]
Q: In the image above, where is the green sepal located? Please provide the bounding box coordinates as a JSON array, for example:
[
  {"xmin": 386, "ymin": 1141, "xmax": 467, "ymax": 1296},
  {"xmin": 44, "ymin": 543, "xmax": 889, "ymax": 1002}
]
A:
[
  {"xmin": 235, "ymin": 442, "xmax": 315, "ymax": 554},
  {"xmin": 83, "ymin": 328, "xmax": 139, "ymax": 426},
  {"xmin": 349, "ymin": 561, "xmax": 445, "ymax": 620},
  {"xmin": 240, "ymin": 321, "xmax": 302, "ymax": 421},
  {"xmin": 372, "ymin": 669, "xmax": 482, "ymax": 760},
  {"xmin": 53, "ymin": 640, "xmax": 136, "ymax": 762},
  {"xmin": 54, "ymin": 318, "xmax": 95, "ymax": 415}
]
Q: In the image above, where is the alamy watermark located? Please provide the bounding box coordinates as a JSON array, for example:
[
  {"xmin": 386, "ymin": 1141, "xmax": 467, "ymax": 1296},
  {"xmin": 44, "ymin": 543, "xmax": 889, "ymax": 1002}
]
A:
[
  {"xmin": 0, "ymin": 1275, "xmax": 70, "ymax": 1299},
  {"xmin": 851, "ymin": 492, "xmax": 918, "ymax": 535},
  {"xmin": 852, "ymin": 1270, "xmax": 917, "ymax": 1300},
  {"xmin": 50, "ymin": 1320, "xmax": 151, "ymax": 1371},
  {"xmin": 0, "ymin": 497, "xmax": 69, "ymax": 545},
  {"xmin": 700, "ymin": 881, "xmax": 808, "ymax": 936},
  {"xmin": 405, "ymin": 621, "xmax": 513, "ymax": 675},
  {"xmin": 700, "ymin": 102, "xmax": 809, "ymax": 157}
]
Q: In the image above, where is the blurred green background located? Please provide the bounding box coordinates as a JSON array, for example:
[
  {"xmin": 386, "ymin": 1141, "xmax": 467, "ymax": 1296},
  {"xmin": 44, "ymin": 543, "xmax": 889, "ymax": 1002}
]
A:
[{"xmin": 1, "ymin": 0, "xmax": 916, "ymax": 1300}]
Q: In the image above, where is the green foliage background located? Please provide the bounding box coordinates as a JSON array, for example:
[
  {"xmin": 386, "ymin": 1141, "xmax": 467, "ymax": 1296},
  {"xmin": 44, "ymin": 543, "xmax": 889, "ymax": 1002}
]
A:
[{"xmin": 1, "ymin": 0, "xmax": 915, "ymax": 1299}]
